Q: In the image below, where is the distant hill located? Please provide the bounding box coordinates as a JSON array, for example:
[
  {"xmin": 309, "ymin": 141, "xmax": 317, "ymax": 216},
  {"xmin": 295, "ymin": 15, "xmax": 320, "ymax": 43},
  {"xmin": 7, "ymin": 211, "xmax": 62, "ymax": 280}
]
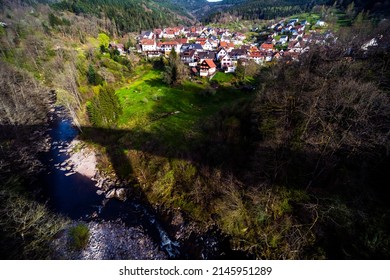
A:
[
  {"xmin": 197, "ymin": 0, "xmax": 390, "ymax": 22},
  {"xmin": 173, "ymin": 0, "xmax": 245, "ymax": 19},
  {"xmin": 52, "ymin": 0, "xmax": 194, "ymax": 33},
  {"xmin": 202, "ymin": 0, "xmax": 331, "ymax": 22}
]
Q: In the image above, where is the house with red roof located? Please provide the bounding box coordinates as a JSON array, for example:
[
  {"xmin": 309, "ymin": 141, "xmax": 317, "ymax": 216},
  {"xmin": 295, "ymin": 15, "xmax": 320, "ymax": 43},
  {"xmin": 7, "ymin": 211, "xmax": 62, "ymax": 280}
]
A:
[
  {"xmin": 140, "ymin": 39, "xmax": 156, "ymax": 52},
  {"xmin": 162, "ymin": 28, "xmax": 176, "ymax": 39},
  {"xmin": 248, "ymin": 52, "xmax": 265, "ymax": 64},
  {"xmin": 219, "ymin": 41, "xmax": 235, "ymax": 52},
  {"xmin": 158, "ymin": 41, "xmax": 179, "ymax": 54},
  {"xmin": 260, "ymin": 43, "xmax": 274, "ymax": 51},
  {"xmin": 199, "ymin": 59, "xmax": 217, "ymax": 77}
]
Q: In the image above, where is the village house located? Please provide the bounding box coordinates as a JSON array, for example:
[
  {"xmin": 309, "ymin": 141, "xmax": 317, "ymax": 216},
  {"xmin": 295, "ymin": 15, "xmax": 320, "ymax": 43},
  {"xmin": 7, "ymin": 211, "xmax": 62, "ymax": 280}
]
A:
[
  {"xmin": 146, "ymin": 50, "xmax": 162, "ymax": 58},
  {"xmin": 230, "ymin": 48, "xmax": 248, "ymax": 60},
  {"xmin": 109, "ymin": 42, "xmax": 126, "ymax": 56},
  {"xmin": 209, "ymin": 38, "xmax": 219, "ymax": 49},
  {"xmin": 187, "ymin": 32, "xmax": 199, "ymax": 41},
  {"xmin": 180, "ymin": 49, "xmax": 197, "ymax": 65},
  {"xmin": 188, "ymin": 43, "xmax": 204, "ymax": 52},
  {"xmin": 279, "ymin": 35, "xmax": 289, "ymax": 44},
  {"xmin": 216, "ymin": 47, "xmax": 228, "ymax": 60},
  {"xmin": 140, "ymin": 39, "xmax": 157, "ymax": 52},
  {"xmin": 265, "ymin": 51, "xmax": 274, "ymax": 62},
  {"xmin": 154, "ymin": 29, "xmax": 163, "ymax": 39},
  {"xmin": 198, "ymin": 51, "xmax": 216, "ymax": 63},
  {"xmin": 140, "ymin": 31, "xmax": 154, "ymax": 40},
  {"xmin": 220, "ymin": 53, "xmax": 233, "ymax": 69},
  {"xmin": 219, "ymin": 41, "xmax": 235, "ymax": 52},
  {"xmin": 162, "ymin": 28, "xmax": 176, "ymax": 39},
  {"xmin": 199, "ymin": 59, "xmax": 217, "ymax": 77},
  {"xmin": 260, "ymin": 42, "xmax": 274, "ymax": 51},
  {"xmin": 202, "ymin": 40, "xmax": 214, "ymax": 51},
  {"xmin": 158, "ymin": 41, "xmax": 179, "ymax": 54},
  {"xmin": 248, "ymin": 52, "xmax": 265, "ymax": 64}
]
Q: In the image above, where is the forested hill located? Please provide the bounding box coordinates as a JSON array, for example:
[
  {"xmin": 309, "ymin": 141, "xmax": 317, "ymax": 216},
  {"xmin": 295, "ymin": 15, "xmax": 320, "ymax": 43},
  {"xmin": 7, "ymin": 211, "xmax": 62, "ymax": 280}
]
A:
[
  {"xmin": 204, "ymin": 0, "xmax": 331, "ymax": 22},
  {"xmin": 51, "ymin": 0, "xmax": 194, "ymax": 33},
  {"xmin": 194, "ymin": 0, "xmax": 390, "ymax": 22}
]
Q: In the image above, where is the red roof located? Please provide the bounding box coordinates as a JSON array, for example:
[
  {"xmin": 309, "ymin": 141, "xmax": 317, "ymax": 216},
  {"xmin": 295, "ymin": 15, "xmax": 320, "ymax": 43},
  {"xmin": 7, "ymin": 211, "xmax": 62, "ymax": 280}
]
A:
[
  {"xmin": 141, "ymin": 39, "xmax": 155, "ymax": 46},
  {"xmin": 249, "ymin": 52, "xmax": 264, "ymax": 58},
  {"xmin": 220, "ymin": 41, "xmax": 234, "ymax": 48},
  {"xmin": 260, "ymin": 43, "xmax": 274, "ymax": 50},
  {"xmin": 203, "ymin": 59, "xmax": 216, "ymax": 68},
  {"xmin": 176, "ymin": 38, "xmax": 188, "ymax": 44}
]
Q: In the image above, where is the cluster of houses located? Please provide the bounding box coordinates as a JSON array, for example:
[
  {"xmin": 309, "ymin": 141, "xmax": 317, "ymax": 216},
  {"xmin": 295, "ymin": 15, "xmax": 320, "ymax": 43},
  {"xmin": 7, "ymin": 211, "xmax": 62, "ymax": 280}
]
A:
[{"xmin": 130, "ymin": 19, "xmax": 330, "ymax": 77}]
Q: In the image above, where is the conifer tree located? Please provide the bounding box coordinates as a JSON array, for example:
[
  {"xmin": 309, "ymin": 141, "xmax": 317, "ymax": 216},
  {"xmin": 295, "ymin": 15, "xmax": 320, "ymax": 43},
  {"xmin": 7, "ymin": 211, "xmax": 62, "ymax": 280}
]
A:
[{"xmin": 87, "ymin": 85, "xmax": 122, "ymax": 127}]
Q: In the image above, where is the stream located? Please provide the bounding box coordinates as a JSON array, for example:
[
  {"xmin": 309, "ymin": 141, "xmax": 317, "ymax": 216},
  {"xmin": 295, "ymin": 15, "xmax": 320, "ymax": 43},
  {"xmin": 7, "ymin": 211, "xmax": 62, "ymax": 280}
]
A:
[{"xmin": 38, "ymin": 106, "xmax": 246, "ymax": 259}]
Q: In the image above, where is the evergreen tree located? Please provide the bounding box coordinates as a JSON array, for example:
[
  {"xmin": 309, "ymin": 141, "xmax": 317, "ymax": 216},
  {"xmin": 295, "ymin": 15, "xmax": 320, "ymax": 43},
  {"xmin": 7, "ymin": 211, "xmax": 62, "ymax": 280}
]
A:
[
  {"xmin": 163, "ymin": 48, "xmax": 188, "ymax": 86},
  {"xmin": 87, "ymin": 64, "xmax": 102, "ymax": 85},
  {"xmin": 87, "ymin": 85, "xmax": 122, "ymax": 127}
]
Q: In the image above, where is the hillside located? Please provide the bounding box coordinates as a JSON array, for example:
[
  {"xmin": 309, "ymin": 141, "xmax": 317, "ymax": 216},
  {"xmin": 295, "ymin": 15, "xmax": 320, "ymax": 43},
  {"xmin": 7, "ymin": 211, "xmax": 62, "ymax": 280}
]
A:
[
  {"xmin": 52, "ymin": 0, "xmax": 194, "ymax": 33},
  {"xmin": 203, "ymin": 0, "xmax": 330, "ymax": 22}
]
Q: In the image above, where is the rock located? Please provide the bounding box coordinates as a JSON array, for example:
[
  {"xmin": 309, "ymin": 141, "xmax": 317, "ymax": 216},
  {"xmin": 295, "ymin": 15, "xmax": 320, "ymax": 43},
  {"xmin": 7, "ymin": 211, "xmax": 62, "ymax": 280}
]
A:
[
  {"xmin": 115, "ymin": 188, "xmax": 127, "ymax": 201},
  {"xmin": 105, "ymin": 189, "xmax": 116, "ymax": 199},
  {"xmin": 96, "ymin": 190, "xmax": 104, "ymax": 196}
]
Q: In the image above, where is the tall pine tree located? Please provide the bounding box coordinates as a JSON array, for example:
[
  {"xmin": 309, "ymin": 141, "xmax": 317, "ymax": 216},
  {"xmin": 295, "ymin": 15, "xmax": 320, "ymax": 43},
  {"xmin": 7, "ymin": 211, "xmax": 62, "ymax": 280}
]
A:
[{"xmin": 87, "ymin": 85, "xmax": 122, "ymax": 127}]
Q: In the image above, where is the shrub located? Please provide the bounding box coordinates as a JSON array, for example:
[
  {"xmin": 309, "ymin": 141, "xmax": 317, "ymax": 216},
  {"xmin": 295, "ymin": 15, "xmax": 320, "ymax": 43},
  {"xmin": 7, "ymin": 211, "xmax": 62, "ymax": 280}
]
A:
[{"xmin": 68, "ymin": 224, "xmax": 90, "ymax": 250}]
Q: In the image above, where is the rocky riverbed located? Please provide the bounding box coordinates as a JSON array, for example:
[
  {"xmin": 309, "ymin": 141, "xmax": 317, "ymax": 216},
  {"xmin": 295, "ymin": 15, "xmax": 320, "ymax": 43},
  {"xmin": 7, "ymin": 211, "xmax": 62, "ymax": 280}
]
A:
[
  {"xmin": 51, "ymin": 138, "xmax": 129, "ymax": 202},
  {"xmin": 51, "ymin": 220, "xmax": 167, "ymax": 260}
]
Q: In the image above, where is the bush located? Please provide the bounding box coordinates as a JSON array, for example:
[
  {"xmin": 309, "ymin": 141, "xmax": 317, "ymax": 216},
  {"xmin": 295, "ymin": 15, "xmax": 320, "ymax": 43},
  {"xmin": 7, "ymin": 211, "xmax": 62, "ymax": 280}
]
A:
[{"xmin": 68, "ymin": 224, "xmax": 90, "ymax": 250}]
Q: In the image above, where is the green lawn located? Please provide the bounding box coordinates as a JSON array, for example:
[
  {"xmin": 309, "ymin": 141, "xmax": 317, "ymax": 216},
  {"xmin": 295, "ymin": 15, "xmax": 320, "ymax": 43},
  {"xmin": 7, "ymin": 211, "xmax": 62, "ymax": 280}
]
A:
[
  {"xmin": 212, "ymin": 72, "xmax": 235, "ymax": 84},
  {"xmin": 116, "ymin": 68, "xmax": 250, "ymax": 151}
]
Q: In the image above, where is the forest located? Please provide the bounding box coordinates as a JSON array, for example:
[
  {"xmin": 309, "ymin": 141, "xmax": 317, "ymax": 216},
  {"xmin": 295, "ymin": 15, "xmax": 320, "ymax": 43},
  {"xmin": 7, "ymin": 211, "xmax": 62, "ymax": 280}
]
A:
[
  {"xmin": 0, "ymin": 0, "xmax": 389, "ymax": 260},
  {"xmin": 52, "ymin": 0, "xmax": 194, "ymax": 33}
]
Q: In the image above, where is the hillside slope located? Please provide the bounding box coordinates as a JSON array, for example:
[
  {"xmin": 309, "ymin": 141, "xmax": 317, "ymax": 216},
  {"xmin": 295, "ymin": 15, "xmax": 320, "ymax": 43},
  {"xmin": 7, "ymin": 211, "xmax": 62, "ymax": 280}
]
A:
[{"xmin": 52, "ymin": 0, "xmax": 194, "ymax": 33}]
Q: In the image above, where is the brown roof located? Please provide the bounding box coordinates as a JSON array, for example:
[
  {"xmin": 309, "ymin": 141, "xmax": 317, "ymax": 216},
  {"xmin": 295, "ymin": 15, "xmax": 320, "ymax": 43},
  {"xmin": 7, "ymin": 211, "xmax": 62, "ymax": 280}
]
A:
[{"xmin": 158, "ymin": 41, "xmax": 178, "ymax": 47}]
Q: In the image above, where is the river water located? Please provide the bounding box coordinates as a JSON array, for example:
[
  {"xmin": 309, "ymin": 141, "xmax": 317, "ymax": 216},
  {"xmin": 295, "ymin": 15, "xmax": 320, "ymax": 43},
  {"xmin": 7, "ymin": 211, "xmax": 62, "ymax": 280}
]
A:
[{"xmin": 38, "ymin": 107, "xmax": 247, "ymax": 259}]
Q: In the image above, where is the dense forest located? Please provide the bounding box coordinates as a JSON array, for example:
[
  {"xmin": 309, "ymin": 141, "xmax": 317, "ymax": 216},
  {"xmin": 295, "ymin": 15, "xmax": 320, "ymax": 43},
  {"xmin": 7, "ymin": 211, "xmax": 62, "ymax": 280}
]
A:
[
  {"xmin": 193, "ymin": 0, "xmax": 390, "ymax": 22},
  {"xmin": 0, "ymin": 0, "xmax": 389, "ymax": 260},
  {"xmin": 202, "ymin": 0, "xmax": 330, "ymax": 21},
  {"xmin": 52, "ymin": 0, "xmax": 193, "ymax": 33}
]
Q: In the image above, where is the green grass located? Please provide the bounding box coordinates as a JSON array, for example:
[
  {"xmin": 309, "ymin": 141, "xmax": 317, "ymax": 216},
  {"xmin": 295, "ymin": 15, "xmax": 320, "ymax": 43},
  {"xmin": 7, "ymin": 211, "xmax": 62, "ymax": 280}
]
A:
[
  {"xmin": 68, "ymin": 224, "xmax": 90, "ymax": 250},
  {"xmin": 212, "ymin": 72, "xmax": 235, "ymax": 84},
  {"xmin": 116, "ymin": 67, "xmax": 251, "ymax": 151}
]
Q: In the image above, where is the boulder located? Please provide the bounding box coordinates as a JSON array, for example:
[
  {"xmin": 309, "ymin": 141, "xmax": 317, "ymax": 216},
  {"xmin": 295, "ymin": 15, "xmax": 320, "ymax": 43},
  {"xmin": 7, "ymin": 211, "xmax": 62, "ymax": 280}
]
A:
[
  {"xmin": 105, "ymin": 189, "xmax": 116, "ymax": 199},
  {"xmin": 115, "ymin": 188, "xmax": 127, "ymax": 201}
]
